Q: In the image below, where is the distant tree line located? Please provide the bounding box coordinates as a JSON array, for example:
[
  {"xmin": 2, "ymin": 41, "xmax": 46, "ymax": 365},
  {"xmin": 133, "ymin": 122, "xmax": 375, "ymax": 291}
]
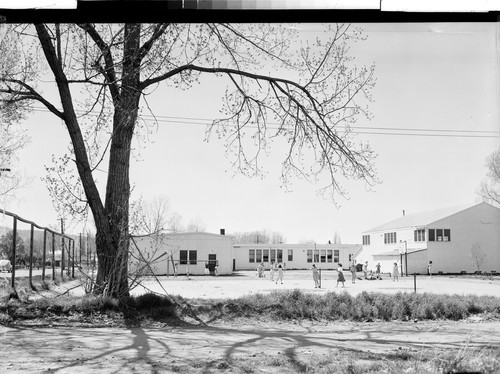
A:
[{"xmin": 230, "ymin": 229, "xmax": 286, "ymax": 244}]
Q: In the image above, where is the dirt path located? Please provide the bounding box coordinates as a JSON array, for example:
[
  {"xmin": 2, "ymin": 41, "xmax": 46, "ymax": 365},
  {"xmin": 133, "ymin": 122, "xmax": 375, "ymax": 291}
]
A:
[{"xmin": 1, "ymin": 319, "xmax": 499, "ymax": 373}]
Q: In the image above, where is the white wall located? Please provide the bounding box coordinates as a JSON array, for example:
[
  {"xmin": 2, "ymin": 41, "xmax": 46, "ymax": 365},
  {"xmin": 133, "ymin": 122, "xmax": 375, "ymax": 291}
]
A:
[
  {"xmin": 362, "ymin": 203, "xmax": 500, "ymax": 274},
  {"xmin": 233, "ymin": 243, "xmax": 360, "ymax": 271},
  {"xmin": 130, "ymin": 232, "xmax": 234, "ymax": 276},
  {"xmin": 427, "ymin": 203, "xmax": 500, "ymax": 274}
]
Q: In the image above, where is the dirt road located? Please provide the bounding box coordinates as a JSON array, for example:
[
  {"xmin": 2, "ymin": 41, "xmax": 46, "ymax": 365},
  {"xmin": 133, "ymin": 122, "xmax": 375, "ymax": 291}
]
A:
[{"xmin": 1, "ymin": 319, "xmax": 499, "ymax": 373}]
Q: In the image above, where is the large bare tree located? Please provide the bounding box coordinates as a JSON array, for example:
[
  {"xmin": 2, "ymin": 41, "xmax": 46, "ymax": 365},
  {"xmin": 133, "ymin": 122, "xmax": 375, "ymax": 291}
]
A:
[
  {"xmin": 478, "ymin": 147, "xmax": 500, "ymax": 206},
  {"xmin": 0, "ymin": 23, "xmax": 377, "ymax": 297}
]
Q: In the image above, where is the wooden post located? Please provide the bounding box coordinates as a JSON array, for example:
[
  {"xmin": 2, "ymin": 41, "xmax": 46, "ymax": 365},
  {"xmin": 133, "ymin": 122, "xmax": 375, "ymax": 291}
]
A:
[
  {"xmin": 79, "ymin": 233, "xmax": 82, "ymax": 268},
  {"xmin": 87, "ymin": 233, "xmax": 90, "ymax": 267},
  {"xmin": 60, "ymin": 219, "xmax": 65, "ymax": 278},
  {"xmin": 52, "ymin": 231, "xmax": 56, "ymax": 280},
  {"xmin": 29, "ymin": 224, "xmax": 34, "ymax": 288},
  {"xmin": 72, "ymin": 239, "xmax": 75, "ymax": 278},
  {"xmin": 11, "ymin": 216, "xmax": 17, "ymax": 289},
  {"xmin": 42, "ymin": 229, "xmax": 47, "ymax": 281}
]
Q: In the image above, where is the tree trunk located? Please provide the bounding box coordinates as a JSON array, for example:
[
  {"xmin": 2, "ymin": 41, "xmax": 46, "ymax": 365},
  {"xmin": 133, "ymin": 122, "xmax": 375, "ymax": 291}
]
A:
[
  {"xmin": 36, "ymin": 23, "xmax": 143, "ymax": 298},
  {"xmin": 94, "ymin": 24, "xmax": 142, "ymax": 297}
]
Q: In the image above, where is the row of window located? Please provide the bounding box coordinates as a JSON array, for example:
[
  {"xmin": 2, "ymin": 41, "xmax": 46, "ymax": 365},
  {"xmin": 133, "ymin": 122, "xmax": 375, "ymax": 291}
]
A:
[
  {"xmin": 248, "ymin": 249, "xmax": 341, "ymax": 264},
  {"xmin": 384, "ymin": 232, "xmax": 397, "ymax": 244},
  {"xmin": 414, "ymin": 229, "xmax": 425, "ymax": 242},
  {"xmin": 428, "ymin": 228, "xmax": 451, "ymax": 242},
  {"xmin": 249, "ymin": 249, "xmax": 293, "ymax": 263},
  {"xmin": 179, "ymin": 250, "xmax": 197, "ymax": 265},
  {"xmin": 306, "ymin": 249, "xmax": 339, "ymax": 263},
  {"xmin": 363, "ymin": 228, "xmax": 452, "ymax": 245}
]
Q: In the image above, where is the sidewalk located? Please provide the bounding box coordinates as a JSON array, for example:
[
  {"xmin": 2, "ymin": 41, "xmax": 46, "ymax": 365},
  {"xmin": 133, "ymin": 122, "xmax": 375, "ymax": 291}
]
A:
[{"xmin": 0, "ymin": 319, "xmax": 499, "ymax": 373}]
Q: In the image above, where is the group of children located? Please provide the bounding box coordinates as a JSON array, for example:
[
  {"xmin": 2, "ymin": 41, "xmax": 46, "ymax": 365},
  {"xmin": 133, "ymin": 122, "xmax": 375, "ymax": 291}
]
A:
[
  {"xmin": 258, "ymin": 260, "xmax": 434, "ymax": 288},
  {"xmin": 257, "ymin": 261, "xmax": 285, "ymax": 284}
]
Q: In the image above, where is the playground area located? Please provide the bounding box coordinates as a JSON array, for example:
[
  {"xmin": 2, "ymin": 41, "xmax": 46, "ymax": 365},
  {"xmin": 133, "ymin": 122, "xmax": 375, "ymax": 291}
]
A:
[
  {"xmin": 1, "ymin": 269, "xmax": 499, "ymax": 300},
  {"xmin": 129, "ymin": 270, "xmax": 500, "ymax": 299}
]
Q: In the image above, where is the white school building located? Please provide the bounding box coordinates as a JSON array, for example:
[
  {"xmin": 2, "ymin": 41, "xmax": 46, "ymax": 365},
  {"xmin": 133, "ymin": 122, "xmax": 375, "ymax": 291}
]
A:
[
  {"xmin": 130, "ymin": 232, "xmax": 361, "ymax": 275},
  {"xmin": 232, "ymin": 243, "xmax": 361, "ymax": 271},
  {"xmin": 130, "ymin": 231, "xmax": 234, "ymax": 276},
  {"xmin": 358, "ymin": 202, "xmax": 500, "ymax": 275}
]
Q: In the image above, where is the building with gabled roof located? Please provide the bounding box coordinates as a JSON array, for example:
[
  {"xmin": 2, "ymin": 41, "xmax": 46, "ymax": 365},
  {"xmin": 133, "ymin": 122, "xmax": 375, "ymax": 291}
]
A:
[{"xmin": 359, "ymin": 202, "xmax": 500, "ymax": 275}]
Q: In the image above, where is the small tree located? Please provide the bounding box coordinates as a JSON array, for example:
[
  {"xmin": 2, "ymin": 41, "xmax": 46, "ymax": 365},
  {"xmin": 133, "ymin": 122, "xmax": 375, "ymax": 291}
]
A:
[
  {"xmin": 333, "ymin": 230, "xmax": 342, "ymax": 245},
  {"xmin": 470, "ymin": 242, "xmax": 487, "ymax": 274}
]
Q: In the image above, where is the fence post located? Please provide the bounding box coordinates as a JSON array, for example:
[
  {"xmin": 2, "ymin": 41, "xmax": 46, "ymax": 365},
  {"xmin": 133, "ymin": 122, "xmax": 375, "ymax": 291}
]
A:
[
  {"xmin": 29, "ymin": 224, "xmax": 34, "ymax": 288},
  {"xmin": 11, "ymin": 216, "xmax": 17, "ymax": 289},
  {"xmin": 42, "ymin": 229, "xmax": 47, "ymax": 281},
  {"xmin": 72, "ymin": 239, "xmax": 75, "ymax": 278},
  {"xmin": 52, "ymin": 231, "xmax": 56, "ymax": 280},
  {"xmin": 86, "ymin": 233, "xmax": 90, "ymax": 266},
  {"xmin": 67, "ymin": 238, "xmax": 71, "ymax": 277},
  {"xmin": 414, "ymin": 273, "xmax": 417, "ymax": 293},
  {"xmin": 60, "ymin": 219, "xmax": 65, "ymax": 279},
  {"xmin": 79, "ymin": 233, "xmax": 82, "ymax": 268}
]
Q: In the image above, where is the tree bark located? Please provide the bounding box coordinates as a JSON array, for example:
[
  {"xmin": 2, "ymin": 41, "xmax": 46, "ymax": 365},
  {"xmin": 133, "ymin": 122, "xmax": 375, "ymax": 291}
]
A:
[
  {"xmin": 35, "ymin": 23, "xmax": 143, "ymax": 298},
  {"xmin": 95, "ymin": 24, "xmax": 142, "ymax": 297}
]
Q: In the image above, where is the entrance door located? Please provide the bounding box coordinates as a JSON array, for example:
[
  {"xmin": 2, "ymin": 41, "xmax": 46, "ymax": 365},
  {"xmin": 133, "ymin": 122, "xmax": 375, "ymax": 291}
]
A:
[{"xmin": 208, "ymin": 254, "xmax": 217, "ymax": 274}]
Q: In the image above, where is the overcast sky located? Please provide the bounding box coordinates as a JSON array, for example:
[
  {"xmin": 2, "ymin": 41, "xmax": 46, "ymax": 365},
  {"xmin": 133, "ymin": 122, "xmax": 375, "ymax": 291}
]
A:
[{"xmin": 1, "ymin": 22, "xmax": 498, "ymax": 244}]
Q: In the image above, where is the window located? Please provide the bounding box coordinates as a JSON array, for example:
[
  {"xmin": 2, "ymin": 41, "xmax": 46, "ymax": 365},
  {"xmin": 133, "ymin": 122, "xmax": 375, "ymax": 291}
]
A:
[
  {"xmin": 189, "ymin": 250, "xmax": 197, "ymax": 265},
  {"xmin": 314, "ymin": 249, "xmax": 319, "ymax": 263},
  {"xmin": 334, "ymin": 250, "xmax": 339, "ymax": 263},
  {"xmin": 327, "ymin": 250, "xmax": 333, "ymax": 262},
  {"xmin": 428, "ymin": 229, "xmax": 435, "ymax": 241},
  {"xmin": 320, "ymin": 250, "xmax": 326, "ymax": 263},
  {"xmin": 270, "ymin": 249, "xmax": 276, "ymax": 262},
  {"xmin": 362, "ymin": 235, "xmax": 370, "ymax": 245},
  {"xmin": 428, "ymin": 229, "xmax": 451, "ymax": 242},
  {"xmin": 180, "ymin": 250, "xmax": 188, "ymax": 265},
  {"xmin": 414, "ymin": 229, "xmax": 425, "ymax": 242},
  {"xmin": 256, "ymin": 249, "xmax": 262, "ymax": 263},
  {"xmin": 436, "ymin": 229, "xmax": 443, "ymax": 241},
  {"xmin": 288, "ymin": 249, "xmax": 293, "ymax": 262},
  {"xmin": 277, "ymin": 249, "xmax": 283, "ymax": 263},
  {"xmin": 263, "ymin": 249, "xmax": 269, "ymax": 263},
  {"xmin": 249, "ymin": 249, "xmax": 255, "ymax": 263},
  {"xmin": 384, "ymin": 232, "xmax": 397, "ymax": 244},
  {"xmin": 307, "ymin": 249, "xmax": 313, "ymax": 263},
  {"xmin": 444, "ymin": 229, "xmax": 450, "ymax": 241}
]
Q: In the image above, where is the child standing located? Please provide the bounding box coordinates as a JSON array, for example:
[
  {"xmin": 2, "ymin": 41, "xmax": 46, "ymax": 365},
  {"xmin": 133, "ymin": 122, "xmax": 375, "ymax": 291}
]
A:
[
  {"xmin": 392, "ymin": 262, "xmax": 399, "ymax": 282},
  {"xmin": 311, "ymin": 264, "xmax": 320, "ymax": 288},
  {"xmin": 336, "ymin": 264, "xmax": 345, "ymax": 288},
  {"xmin": 275, "ymin": 263, "xmax": 284, "ymax": 285},
  {"xmin": 349, "ymin": 262, "xmax": 357, "ymax": 284},
  {"xmin": 376, "ymin": 263, "xmax": 381, "ymax": 278},
  {"xmin": 270, "ymin": 261, "xmax": 275, "ymax": 281}
]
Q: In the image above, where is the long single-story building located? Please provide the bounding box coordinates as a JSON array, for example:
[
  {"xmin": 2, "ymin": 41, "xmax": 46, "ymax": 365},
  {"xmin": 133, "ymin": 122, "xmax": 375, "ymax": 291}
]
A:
[
  {"xmin": 130, "ymin": 231, "xmax": 361, "ymax": 276},
  {"xmin": 130, "ymin": 231, "xmax": 234, "ymax": 276},
  {"xmin": 232, "ymin": 243, "xmax": 361, "ymax": 271},
  {"xmin": 359, "ymin": 202, "xmax": 500, "ymax": 275}
]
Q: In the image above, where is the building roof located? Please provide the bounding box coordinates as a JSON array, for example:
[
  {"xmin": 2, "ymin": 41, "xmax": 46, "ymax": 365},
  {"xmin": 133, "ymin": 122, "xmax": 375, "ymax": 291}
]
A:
[{"xmin": 364, "ymin": 202, "xmax": 485, "ymax": 233}]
